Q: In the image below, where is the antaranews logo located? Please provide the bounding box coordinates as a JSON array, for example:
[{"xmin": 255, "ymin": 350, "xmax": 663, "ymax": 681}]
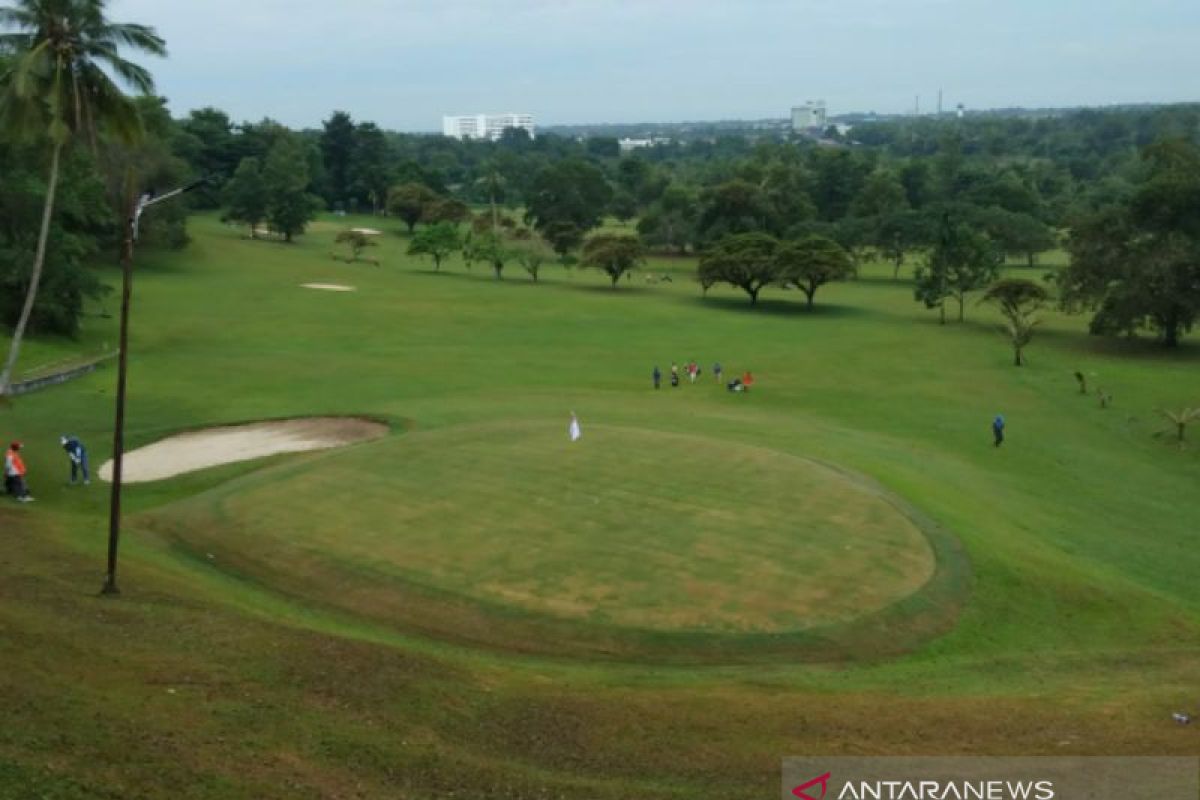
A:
[
  {"xmin": 792, "ymin": 772, "xmax": 832, "ymax": 800},
  {"xmin": 791, "ymin": 772, "xmax": 1054, "ymax": 800},
  {"xmin": 782, "ymin": 757, "xmax": 1200, "ymax": 800}
]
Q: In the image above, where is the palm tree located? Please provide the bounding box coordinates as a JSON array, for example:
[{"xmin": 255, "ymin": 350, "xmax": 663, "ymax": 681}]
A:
[
  {"xmin": 0, "ymin": 0, "xmax": 165, "ymax": 396},
  {"xmin": 475, "ymin": 163, "xmax": 506, "ymax": 234}
]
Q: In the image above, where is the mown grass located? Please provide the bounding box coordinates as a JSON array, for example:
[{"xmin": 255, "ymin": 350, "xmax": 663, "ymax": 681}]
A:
[{"xmin": 2, "ymin": 212, "xmax": 1199, "ymax": 798}]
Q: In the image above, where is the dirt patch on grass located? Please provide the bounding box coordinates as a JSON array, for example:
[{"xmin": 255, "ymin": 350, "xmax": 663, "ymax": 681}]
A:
[{"xmin": 99, "ymin": 417, "xmax": 387, "ymax": 483}]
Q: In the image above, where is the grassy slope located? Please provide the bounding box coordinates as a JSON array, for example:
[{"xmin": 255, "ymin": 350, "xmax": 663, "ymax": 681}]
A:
[{"xmin": 2, "ymin": 214, "xmax": 1200, "ymax": 798}]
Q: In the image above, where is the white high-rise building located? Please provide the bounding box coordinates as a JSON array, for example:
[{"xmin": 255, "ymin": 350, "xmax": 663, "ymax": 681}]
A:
[
  {"xmin": 790, "ymin": 100, "xmax": 827, "ymax": 132},
  {"xmin": 442, "ymin": 113, "xmax": 535, "ymax": 141}
]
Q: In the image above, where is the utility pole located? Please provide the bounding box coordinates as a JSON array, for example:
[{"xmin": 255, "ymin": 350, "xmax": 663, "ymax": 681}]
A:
[{"xmin": 101, "ymin": 175, "xmax": 207, "ymax": 596}]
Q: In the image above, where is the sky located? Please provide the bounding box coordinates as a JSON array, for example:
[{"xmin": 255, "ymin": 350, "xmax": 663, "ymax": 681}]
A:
[{"xmin": 106, "ymin": 0, "xmax": 1200, "ymax": 131}]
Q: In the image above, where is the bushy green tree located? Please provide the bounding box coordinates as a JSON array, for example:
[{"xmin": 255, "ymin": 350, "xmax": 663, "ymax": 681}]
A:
[
  {"xmin": 335, "ymin": 229, "xmax": 377, "ymax": 263},
  {"xmin": 262, "ymin": 135, "xmax": 321, "ymax": 242},
  {"xmin": 387, "ymin": 181, "xmax": 441, "ymax": 233},
  {"xmin": 464, "ymin": 230, "xmax": 510, "ymax": 279},
  {"xmin": 0, "ymin": 145, "xmax": 110, "ymax": 336},
  {"xmin": 981, "ymin": 278, "xmax": 1050, "ymax": 365},
  {"xmin": 776, "ymin": 235, "xmax": 855, "ymax": 309},
  {"xmin": 1060, "ymin": 139, "xmax": 1200, "ymax": 347},
  {"xmin": 525, "ymin": 158, "xmax": 612, "ymax": 237},
  {"xmin": 223, "ymin": 156, "xmax": 267, "ymax": 237},
  {"xmin": 408, "ymin": 222, "xmax": 461, "ymax": 271},
  {"xmin": 510, "ymin": 235, "xmax": 554, "ymax": 282},
  {"xmin": 697, "ymin": 232, "xmax": 780, "ymax": 305},
  {"xmin": 697, "ymin": 179, "xmax": 775, "ymax": 243},
  {"xmin": 581, "ymin": 232, "xmax": 643, "ymax": 287},
  {"xmin": 914, "ymin": 219, "xmax": 1003, "ymax": 323}
]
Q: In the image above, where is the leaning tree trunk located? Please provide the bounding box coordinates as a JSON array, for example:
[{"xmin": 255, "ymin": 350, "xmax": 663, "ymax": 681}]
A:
[{"xmin": 0, "ymin": 142, "xmax": 64, "ymax": 396}]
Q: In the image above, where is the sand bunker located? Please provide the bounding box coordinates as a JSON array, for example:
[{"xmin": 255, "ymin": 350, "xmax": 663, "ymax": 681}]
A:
[
  {"xmin": 301, "ymin": 283, "xmax": 355, "ymax": 292},
  {"xmin": 350, "ymin": 227, "xmax": 382, "ymax": 236},
  {"xmin": 99, "ymin": 417, "xmax": 387, "ymax": 483}
]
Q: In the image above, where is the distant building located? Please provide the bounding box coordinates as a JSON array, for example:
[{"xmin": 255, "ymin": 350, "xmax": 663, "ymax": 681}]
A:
[
  {"xmin": 790, "ymin": 100, "xmax": 827, "ymax": 132},
  {"xmin": 442, "ymin": 113, "xmax": 535, "ymax": 141},
  {"xmin": 618, "ymin": 136, "xmax": 670, "ymax": 152}
]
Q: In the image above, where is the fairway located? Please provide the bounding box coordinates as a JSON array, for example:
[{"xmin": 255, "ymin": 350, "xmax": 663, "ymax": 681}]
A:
[{"xmin": 3, "ymin": 212, "xmax": 1199, "ymax": 798}]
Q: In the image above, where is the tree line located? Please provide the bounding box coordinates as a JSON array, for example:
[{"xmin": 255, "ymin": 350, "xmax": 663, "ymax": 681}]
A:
[{"xmin": 3, "ymin": 0, "xmax": 1199, "ymax": 402}]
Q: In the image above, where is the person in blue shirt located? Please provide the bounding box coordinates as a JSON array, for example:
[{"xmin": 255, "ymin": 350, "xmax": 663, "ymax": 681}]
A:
[
  {"xmin": 60, "ymin": 435, "xmax": 90, "ymax": 484},
  {"xmin": 652, "ymin": 365, "xmax": 662, "ymax": 389},
  {"xmin": 992, "ymin": 415, "xmax": 1005, "ymax": 447}
]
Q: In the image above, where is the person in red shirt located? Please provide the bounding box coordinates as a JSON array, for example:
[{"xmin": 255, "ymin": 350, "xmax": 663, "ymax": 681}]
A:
[
  {"xmin": 741, "ymin": 371, "xmax": 755, "ymax": 391},
  {"xmin": 5, "ymin": 441, "xmax": 33, "ymax": 502}
]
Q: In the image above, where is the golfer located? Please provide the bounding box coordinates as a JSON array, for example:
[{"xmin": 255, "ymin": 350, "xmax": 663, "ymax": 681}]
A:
[
  {"xmin": 5, "ymin": 441, "xmax": 33, "ymax": 502},
  {"xmin": 652, "ymin": 365, "xmax": 662, "ymax": 390},
  {"xmin": 993, "ymin": 415, "xmax": 1005, "ymax": 447},
  {"xmin": 61, "ymin": 435, "xmax": 90, "ymax": 484}
]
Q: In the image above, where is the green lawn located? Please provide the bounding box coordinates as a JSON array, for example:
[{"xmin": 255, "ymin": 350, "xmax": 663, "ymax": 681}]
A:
[{"xmin": 2, "ymin": 213, "xmax": 1199, "ymax": 798}]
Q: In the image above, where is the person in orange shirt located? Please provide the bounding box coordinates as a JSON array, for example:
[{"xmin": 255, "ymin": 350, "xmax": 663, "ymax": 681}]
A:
[
  {"xmin": 741, "ymin": 371, "xmax": 755, "ymax": 391},
  {"xmin": 5, "ymin": 441, "xmax": 33, "ymax": 502}
]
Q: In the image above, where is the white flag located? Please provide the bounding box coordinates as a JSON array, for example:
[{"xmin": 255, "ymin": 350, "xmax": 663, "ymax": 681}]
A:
[{"xmin": 569, "ymin": 415, "xmax": 582, "ymax": 442}]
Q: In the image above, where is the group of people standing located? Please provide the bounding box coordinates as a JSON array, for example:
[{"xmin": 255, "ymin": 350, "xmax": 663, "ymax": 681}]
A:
[
  {"xmin": 4, "ymin": 436, "xmax": 91, "ymax": 504},
  {"xmin": 651, "ymin": 362, "xmax": 755, "ymax": 393}
]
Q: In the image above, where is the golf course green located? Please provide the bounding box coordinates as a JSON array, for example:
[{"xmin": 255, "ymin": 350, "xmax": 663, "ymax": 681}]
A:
[{"xmin": 3, "ymin": 213, "xmax": 1199, "ymax": 798}]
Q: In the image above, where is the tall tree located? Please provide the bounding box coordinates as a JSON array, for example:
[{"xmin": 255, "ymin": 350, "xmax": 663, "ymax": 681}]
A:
[
  {"xmin": 223, "ymin": 156, "xmax": 267, "ymax": 237},
  {"xmin": 525, "ymin": 158, "xmax": 612, "ymax": 237},
  {"xmin": 177, "ymin": 107, "xmax": 236, "ymax": 208},
  {"xmin": 914, "ymin": 218, "xmax": 1002, "ymax": 324},
  {"xmin": 348, "ymin": 121, "xmax": 390, "ymax": 214},
  {"xmin": 850, "ymin": 168, "xmax": 910, "ymax": 218},
  {"xmin": 0, "ymin": 142, "xmax": 110, "ymax": 336},
  {"xmin": 319, "ymin": 110, "xmax": 355, "ymax": 209},
  {"xmin": 261, "ymin": 134, "xmax": 321, "ymax": 242},
  {"xmin": 0, "ymin": 0, "xmax": 166, "ymax": 396},
  {"xmin": 637, "ymin": 183, "xmax": 698, "ymax": 254},
  {"xmin": 697, "ymin": 179, "xmax": 774, "ymax": 243},
  {"xmin": 1060, "ymin": 139, "xmax": 1200, "ymax": 347},
  {"xmin": 476, "ymin": 161, "xmax": 506, "ymax": 233}
]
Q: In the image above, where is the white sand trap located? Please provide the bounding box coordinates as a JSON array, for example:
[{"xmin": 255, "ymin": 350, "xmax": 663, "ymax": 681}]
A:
[
  {"xmin": 350, "ymin": 227, "xmax": 382, "ymax": 236},
  {"xmin": 301, "ymin": 283, "xmax": 356, "ymax": 292},
  {"xmin": 99, "ymin": 417, "xmax": 387, "ymax": 483}
]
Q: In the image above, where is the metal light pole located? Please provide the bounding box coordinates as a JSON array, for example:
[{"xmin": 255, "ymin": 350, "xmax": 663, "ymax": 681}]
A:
[{"xmin": 101, "ymin": 176, "xmax": 206, "ymax": 596}]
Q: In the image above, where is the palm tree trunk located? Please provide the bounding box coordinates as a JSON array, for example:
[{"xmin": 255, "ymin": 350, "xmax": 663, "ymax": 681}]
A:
[{"xmin": 0, "ymin": 142, "xmax": 63, "ymax": 396}]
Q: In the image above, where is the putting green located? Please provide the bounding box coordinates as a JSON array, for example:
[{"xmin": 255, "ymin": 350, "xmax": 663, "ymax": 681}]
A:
[{"xmin": 149, "ymin": 420, "xmax": 964, "ymax": 661}]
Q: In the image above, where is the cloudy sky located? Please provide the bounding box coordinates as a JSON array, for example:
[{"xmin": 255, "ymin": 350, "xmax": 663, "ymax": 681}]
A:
[{"xmin": 108, "ymin": 0, "xmax": 1200, "ymax": 131}]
